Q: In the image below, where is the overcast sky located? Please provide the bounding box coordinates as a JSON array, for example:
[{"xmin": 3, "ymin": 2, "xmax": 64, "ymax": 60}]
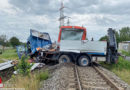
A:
[{"xmin": 0, "ymin": 0, "xmax": 130, "ymax": 42}]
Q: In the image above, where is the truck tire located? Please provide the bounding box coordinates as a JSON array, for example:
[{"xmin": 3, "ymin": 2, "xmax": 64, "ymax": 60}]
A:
[
  {"xmin": 78, "ymin": 55, "xmax": 90, "ymax": 66},
  {"xmin": 59, "ymin": 55, "xmax": 71, "ymax": 64}
]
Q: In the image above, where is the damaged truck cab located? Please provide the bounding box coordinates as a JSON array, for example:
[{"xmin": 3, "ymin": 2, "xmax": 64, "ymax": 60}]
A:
[{"xmin": 58, "ymin": 26, "xmax": 86, "ymax": 42}]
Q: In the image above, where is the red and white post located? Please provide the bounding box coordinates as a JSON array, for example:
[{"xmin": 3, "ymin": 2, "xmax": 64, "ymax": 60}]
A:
[{"xmin": 0, "ymin": 77, "xmax": 3, "ymax": 88}]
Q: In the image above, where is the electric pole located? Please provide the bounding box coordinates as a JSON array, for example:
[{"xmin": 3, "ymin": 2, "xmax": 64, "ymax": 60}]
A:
[
  {"xmin": 59, "ymin": 2, "xmax": 66, "ymax": 27},
  {"xmin": 67, "ymin": 17, "xmax": 71, "ymax": 26}
]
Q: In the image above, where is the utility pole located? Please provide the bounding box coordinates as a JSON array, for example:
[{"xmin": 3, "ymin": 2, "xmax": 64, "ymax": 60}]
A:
[
  {"xmin": 67, "ymin": 17, "xmax": 71, "ymax": 26},
  {"xmin": 59, "ymin": 2, "xmax": 66, "ymax": 27}
]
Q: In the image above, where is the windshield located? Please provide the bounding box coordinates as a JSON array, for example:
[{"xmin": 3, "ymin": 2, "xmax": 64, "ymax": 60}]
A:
[{"xmin": 61, "ymin": 29, "xmax": 84, "ymax": 40}]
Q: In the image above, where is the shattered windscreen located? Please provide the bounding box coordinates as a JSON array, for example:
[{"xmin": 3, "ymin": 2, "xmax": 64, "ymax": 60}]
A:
[{"xmin": 61, "ymin": 29, "xmax": 84, "ymax": 40}]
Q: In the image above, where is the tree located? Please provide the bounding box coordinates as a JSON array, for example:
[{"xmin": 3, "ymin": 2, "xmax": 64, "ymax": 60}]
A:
[
  {"xmin": 10, "ymin": 37, "xmax": 20, "ymax": 47},
  {"xmin": 5, "ymin": 41, "xmax": 10, "ymax": 47},
  {"xmin": 119, "ymin": 27, "xmax": 130, "ymax": 42},
  {"xmin": 0, "ymin": 35, "xmax": 7, "ymax": 51},
  {"xmin": 99, "ymin": 27, "xmax": 130, "ymax": 43},
  {"xmin": 115, "ymin": 31, "xmax": 120, "ymax": 44},
  {"xmin": 99, "ymin": 35, "xmax": 108, "ymax": 41}
]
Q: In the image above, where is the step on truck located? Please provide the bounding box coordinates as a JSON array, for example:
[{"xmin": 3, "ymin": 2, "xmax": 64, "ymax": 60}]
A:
[{"xmin": 27, "ymin": 26, "xmax": 118, "ymax": 66}]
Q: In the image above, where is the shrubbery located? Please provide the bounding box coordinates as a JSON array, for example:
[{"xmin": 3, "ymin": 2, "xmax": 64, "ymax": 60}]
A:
[
  {"xmin": 100, "ymin": 56, "xmax": 130, "ymax": 84},
  {"xmin": 100, "ymin": 56, "xmax": 130, "ymax": 70},
  {"xmin": 121, "ymin": 50, "xmax": 130, "ymax": 56},
  {"xmin": 15, "ymin": 55, "xmax": 32, "ymax": 76},
  {"xmin": 12, "ymin": 55, "xmax": 49, "ymax": 90}
]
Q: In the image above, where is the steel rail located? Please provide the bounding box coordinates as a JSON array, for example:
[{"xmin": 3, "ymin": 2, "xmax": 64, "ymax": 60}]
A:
[
  {"xmin": 93, "ymin": 65, "xmax": 124, "ymax": 90},
  {"xmin": 74, "ymin": 64, "xmax": 82, "ymax": 90}
]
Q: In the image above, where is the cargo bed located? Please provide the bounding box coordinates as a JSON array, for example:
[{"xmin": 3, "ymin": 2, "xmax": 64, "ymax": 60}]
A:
[{"xmin": 60, "ymin": 40, "xmax": 107, "ymax": 55}]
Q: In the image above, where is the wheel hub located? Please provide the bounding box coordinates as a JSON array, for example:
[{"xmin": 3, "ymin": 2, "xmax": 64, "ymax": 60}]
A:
[{"xmin": 81, "ymin": 58, "xmax": 88, "ymax": 66}]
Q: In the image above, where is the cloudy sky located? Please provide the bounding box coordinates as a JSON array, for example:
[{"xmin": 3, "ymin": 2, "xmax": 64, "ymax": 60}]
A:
[{"xmin": 0, "ymin": 0, "xmax": 130, "ymax": 42}]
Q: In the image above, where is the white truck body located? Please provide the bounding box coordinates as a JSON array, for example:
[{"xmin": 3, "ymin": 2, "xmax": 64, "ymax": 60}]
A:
[{"xmin": 60, "ymin": 40, "xmax": 107, "ymax": 55}]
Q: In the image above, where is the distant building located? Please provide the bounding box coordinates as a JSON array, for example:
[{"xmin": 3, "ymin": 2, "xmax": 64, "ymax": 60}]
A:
[{"xmin": 118, "ymin": 41, "xmax": 130, "ymax": 52}]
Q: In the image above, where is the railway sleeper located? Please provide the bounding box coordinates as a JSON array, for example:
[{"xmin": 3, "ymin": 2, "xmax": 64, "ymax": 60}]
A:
[
  {"xmin": 81, "ymin": 81, "xmax": 107, "ymax": 85},
  {"xmin": 82, "ymin": 84, "xmax": 111, "ymax": 90}
]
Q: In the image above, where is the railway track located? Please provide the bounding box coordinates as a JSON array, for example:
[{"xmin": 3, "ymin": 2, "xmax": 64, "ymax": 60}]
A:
[
  {"xmin": 67, "ymin": 63, "xmax": 124, "ymax": 90},
  {"xmin": 0, "ymin": 61, "xmax": 126, "ymax": 90}
]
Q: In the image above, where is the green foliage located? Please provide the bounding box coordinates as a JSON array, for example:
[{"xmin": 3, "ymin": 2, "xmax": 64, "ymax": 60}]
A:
[
  {"xmin": 115, "ymin": 57, "xmax": 130, "ymax": 70},
  {"xmin": 0, "ymin": 60, "xmax": 4, "ymax": 63},
  {"xmin": 119, "ymin": 27, "xmax": 130, "ymax": 42},
  {"xmin": 0, "ymin": 35, "xmax": 25, "ymax": 48},
  {"xmin": 10, "ymin": 70, "xmax": 49, "ymax": 90},
  {"xmin": 99, "ymin": 35, "xmax": 108, "ymax": 41},
  {"xmin": 100, "ymin": 57, "xmax": 130, "ymax": 70},
  {"xmin": 5, "ymin": 41, "xmax": 11, "ymax": 47},
  {"xmin": 121, "ymin": 50, "xmax": 130, "ymax": 56},
  {"xmin": 0, "ymin": 35, "xmax": 7, "ymax": 51},
  {"xmin": 36, "ymin": 70, "xmax": 49, "ymax": 81},
  {"xmin": 10, "ymin": 37, "xmax": 20, "ymax": 48},
  {"xmin": 16, "ymin": 56, "xmax": 33, "ymax": 76},
  {"xmin": 0, "ymin": 35, "xmax": 7, "ymax": 46},
  {"xmin": 115, "ymin": 31, "xmax": 120, "ymax": 44},
  {"xmin": 0, "ymin": 49, "xmax": 18, "ymax": 60},
  {"xmin": 100, "ymin": 57, "xmax": 130, "ymax": 84},
  {"xmin": 0, "ymin": 49, "xmax": 2, "ymax": 54},
  {"xmin": 99, "ymin": 27, "xmax": 130, "ymax": 43}
]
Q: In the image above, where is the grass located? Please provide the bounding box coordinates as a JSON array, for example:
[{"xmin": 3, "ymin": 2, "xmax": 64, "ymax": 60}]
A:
[
  {"xmin": 0, "ymin": 49, "xmax": 18, "ymax": 60},
  {"xmin": 7, "ymin": 70, "xmax": 49, "ymax": 90},
  {"xmin": 0, "ymin": 60, "xmax": 4, "ymax": 63},
  {"xmin": 100, "ymin": 57, "xmax": 130, "ymax": 85}
]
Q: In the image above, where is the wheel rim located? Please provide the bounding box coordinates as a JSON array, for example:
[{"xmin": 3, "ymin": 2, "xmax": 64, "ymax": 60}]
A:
[
  {"xmin": 59, "ymin": 55, "xmax": 71, "ymax": 64},
  {"xmin": 81, "ymin": 58, "xmax": 88, "ymax": 66},
  {"xmin": 83, "ymin": 59, "xmax": 87, "ymax": 64},
  {"xmin": 63, "ymin": 58, "xmax": 67, "ymax": 63}
]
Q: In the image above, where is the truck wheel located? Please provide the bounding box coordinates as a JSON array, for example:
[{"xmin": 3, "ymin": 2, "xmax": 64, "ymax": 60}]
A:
[
  {"xmin": 59, "ymin": 55, "xmax": 71, "ymax": 64},
  {"xmin": 78, "ymin": 55, "xmax": 90, "ymax": 66}
]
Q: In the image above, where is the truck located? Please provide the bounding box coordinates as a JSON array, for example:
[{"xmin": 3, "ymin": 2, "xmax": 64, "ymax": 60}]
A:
[
  {"xmin": 27, "ymin": 26, "xmax": 118, "ymax": 66},
  {"xmin": 27, "ymin": 29, "xmax": 52, "ymax": 61}
]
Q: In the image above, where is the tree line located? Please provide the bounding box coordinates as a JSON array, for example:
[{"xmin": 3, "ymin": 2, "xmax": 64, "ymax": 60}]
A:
[
  {"xmin": 99, "ymin": 27, "xmax": 130, "ymax": 43},
  {"xmin": 0, "ymin": 35, "xmax": 23, "ymax": 51}
]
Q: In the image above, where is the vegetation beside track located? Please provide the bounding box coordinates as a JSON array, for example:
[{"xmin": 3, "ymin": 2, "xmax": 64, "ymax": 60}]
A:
[
  {"xmin": 0, "ymin": 59, "xmax": 4, "ymax": 63},
  {"xmin": 6, "ymin": 70, "xmax": 49, "ymax": 90},
  {"xmin": 121, "ymin": 50, "xmax": 130, "ymax": 56},
  {"xmin": 6, "ymin": 56, "xmax": 49, "ymax": 90},
  {"xmin": 0, "ymin": 49, "xmax": 18, "ymax": 60},
  {"xmin": 100, "ymin": 56, "xmax": 130, "ymax": 85}
]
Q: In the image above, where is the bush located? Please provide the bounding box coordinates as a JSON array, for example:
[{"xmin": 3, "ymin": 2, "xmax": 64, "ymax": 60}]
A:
[
  {"xmin": 121, "ymin": 50, "xmax": 130, "ymax": 56},
  {"xmin": 100, "ymin": 56, "xmax": 130, "ymax": 70},
  {"xmin": 9, "ymin": 70, "xmax": 49, "ymax": 90},
  {"xmin": 36, "ymin": 70, "xmax": 49, "ymax": 81},
  {"xmin": 15, "ymin": 55, "xmax": 33, "ymax": 76},
  {"xmin": 0, "ymin": 49, "xmax": 2, "ymax": 54},
  {"xmin": 115, "ymin": 57, "xmax": 130, "ymax": 70},
  {"xmin": 100, "ymin": 57, "xmax": 130, "ymax": 84}
]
